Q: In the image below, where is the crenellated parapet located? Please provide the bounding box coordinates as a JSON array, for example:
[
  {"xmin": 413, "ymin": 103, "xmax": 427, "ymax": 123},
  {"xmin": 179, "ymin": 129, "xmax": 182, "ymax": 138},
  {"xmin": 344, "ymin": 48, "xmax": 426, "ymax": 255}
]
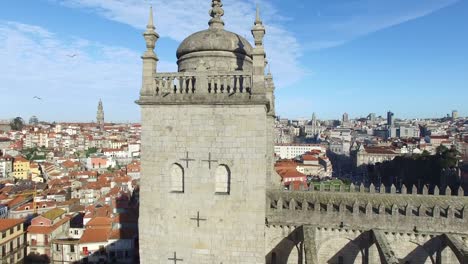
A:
[
  {"xmin": 266, "ymin": 188, "xmax": 468, "ymax": 234},
  {"xmin": 301, "ymin": 182, "xmax": 465, "ymax": 196}
]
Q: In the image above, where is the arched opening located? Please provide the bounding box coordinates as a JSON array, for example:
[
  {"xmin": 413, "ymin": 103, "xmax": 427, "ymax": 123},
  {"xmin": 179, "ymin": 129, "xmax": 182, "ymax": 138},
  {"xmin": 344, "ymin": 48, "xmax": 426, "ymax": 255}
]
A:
[
  {"xmin": 271, "ymin": 252, "xmax": 277, "ymax": 264},
  {"xmin": 215, "ymin": 165, "xmax": 230, "ymax": 194},
  {"xmin": 170, "ymin": 163, "xmax": 184, "ymax": 193}
]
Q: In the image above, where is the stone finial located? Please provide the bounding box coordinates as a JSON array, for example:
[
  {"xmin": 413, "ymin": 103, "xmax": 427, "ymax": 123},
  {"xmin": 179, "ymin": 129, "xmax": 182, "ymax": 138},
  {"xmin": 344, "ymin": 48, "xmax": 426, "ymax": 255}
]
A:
[
  {"xmin": 350, "ymin": 183, "xmax": 355, "ymax": 192},
  {"xmin": 339, "ymin": 203, "xmax": 346, "ymax": 214},
  {"xmin": 412, "ymin": 185, "xmax": 418, "ymax": 195},
  {"xmin": 289, "ymin": 198, "xmax": 296, "ymax": 210},
  {"xmin": 378, "ymin": 204, "xmax": 385, "ymax": 214},
  {"xmin": 141, "ymin": 5, "xmax": 159, "ymax": 96},
  {"xmin": 419, "ymin": 205, "xmax": 426, "ymax": 217},
  {"xmin": 360, "ymin": 183, "xmax": 365, "ymax": 193},
  {"xmin": 369, "ymin": 183, "xmax": 376, "ymax": 193},
  {"xmin": 143, "ymin": 6, "xmax": 159, "ymax": 52},
  {"xmin": 366, "ymin": 203, "xmax": 373, "ymax": 216},
  {"xmin": 406, "ymin": 204, "xmax": 413, "ymax": 216},
  {"xmin": 380, "ymin": 184, "xmax": 386, "ymax": 194},
  {"xmin": 390, "ymin": 184, "xmax": 396, "ymax": 194},
  {"xmin": 353, "ymin": 202, "xmax": 359, "ymax": 215},
  {"xmin": 319, "ymin": 183, "xmax": 324, "ymax": 192},
  {"xmin": 458, "ymin": 187, "xmax": 465, "ymax": 197},
  {"xmin": 302, "ymin": 199, "xmax": 308, "ymax": 211},
  {"xmin": 251, "ymin": 4, "xmax": 266, "ymax": 46},
  {"xmin": 445, "ymin": 186, "xmax": 452, "ymax": 196},
  {"xmin": 314, "ymin": 202, "xmax": 321, "ymax": 212},
  {"xmin": 255, "ymin": 4, "xmax": 262, "ymax": 25},
  {"xmin": 433, "ymin": 205, "xmax": 440, "ymax": 218},
  {"xmin": 434, "ymin": 186, "xmax": 440, "ymax": 195},
  {"xmin": 447, "ymin": 206, "xmax": 454, "ymax": 219},
  {"xmin": 391, "ymin": 204, "xmax": 398, "ymax": 216},
  {"xmin": 277, "ymin": 197, "xmax": 283, "ymax": 211},
  {"xmin": 422, "ymin": 185, "xmax": 428, "ymax": 195},
  {"xmin": 340, "ymin": 184, "xmax": 345, "ymax": 192},
  {"xmin": 401, "ymin": 184, "xmax": 407, "ymax": 194},
  {"xmin": 209, "ymin": 0, "xmax": 225, "ymax": 29}
]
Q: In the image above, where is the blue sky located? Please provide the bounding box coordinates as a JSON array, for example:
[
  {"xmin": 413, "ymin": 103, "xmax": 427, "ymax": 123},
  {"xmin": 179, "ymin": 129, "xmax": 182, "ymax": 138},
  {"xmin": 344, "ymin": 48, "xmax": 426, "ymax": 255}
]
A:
[{"xmin": 0, "ymin": 0, "xmax": 467, "ymax": 122}]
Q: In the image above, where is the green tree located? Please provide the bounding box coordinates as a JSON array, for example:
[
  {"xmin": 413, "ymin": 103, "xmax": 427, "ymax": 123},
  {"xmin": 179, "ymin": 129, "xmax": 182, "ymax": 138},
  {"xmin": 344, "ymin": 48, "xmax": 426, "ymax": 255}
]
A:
[
  {"xmin": 85, "ymin": 147, "xmax": 98, "ymax": 158},
  {"xmin": 10, "ymin": 116, "xmax": 25, "ymax": 131}
]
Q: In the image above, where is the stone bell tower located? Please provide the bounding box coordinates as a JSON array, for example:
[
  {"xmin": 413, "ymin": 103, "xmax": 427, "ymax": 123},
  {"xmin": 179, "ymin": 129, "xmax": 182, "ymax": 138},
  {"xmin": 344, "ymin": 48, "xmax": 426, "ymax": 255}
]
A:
[{"xmin": 137, "ymin": 1, "xmax": 276, "ymax": 263}]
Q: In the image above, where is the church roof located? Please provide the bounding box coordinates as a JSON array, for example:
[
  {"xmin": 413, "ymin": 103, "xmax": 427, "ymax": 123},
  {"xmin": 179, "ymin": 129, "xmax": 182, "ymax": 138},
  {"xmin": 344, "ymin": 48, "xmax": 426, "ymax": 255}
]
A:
[
  {"xmin": 176, "ymin": 29, "xmax": 252, "ymax": 59},
  {"xmin": 176, "ymin": 0, "xmax": 253, "ymax": 59}
]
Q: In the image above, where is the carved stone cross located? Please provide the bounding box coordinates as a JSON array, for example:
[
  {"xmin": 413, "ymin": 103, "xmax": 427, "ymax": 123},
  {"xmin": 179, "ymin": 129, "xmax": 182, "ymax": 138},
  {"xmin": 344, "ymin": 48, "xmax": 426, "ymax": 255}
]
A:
[
  {"xmin": 180, "ymin": 152, "xmax": 195, "ymax": 168},
  {"xmin": 168, "ymin": 252, "xmax": 183, "ymax": 263},
  {"xmin": 190, "ymin": 211, "xmax": 207, "ymax": 227},
  {"xmin": 202, "ymin": 152, "xmax": 218, "ymax": 169}
]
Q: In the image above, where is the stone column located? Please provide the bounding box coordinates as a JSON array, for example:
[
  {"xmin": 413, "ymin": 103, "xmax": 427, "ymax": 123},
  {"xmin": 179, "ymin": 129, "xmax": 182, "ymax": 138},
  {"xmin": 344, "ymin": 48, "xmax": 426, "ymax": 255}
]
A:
[{"xmin": 303, "ymin": 225, "xmax": 319, "ymax": 264}]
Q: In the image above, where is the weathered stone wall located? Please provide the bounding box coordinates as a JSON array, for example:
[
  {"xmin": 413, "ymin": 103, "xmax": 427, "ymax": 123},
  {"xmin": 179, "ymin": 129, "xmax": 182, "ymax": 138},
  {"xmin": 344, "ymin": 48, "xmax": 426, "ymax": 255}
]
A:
[
  {"xmin": 265, "ymin": 190, "xmax": 468, "ymax": 264},
  {"xmin": 267, "ymin": 189, "xmax": 467, "ymax": 233},
  {"xmin": 265, "ymin": 225, "xmax": 465, "ymax": 264},
  {"xmin": 139, "ymin": 104, "xmax": 267, "ymax": 263}
]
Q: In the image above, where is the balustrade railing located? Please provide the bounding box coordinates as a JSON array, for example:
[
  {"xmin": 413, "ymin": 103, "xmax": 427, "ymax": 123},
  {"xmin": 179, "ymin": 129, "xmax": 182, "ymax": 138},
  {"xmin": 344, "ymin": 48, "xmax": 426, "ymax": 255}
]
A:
[{"xmin": 151, "ymin": 71, "xmax": 252, "ymax": 96}]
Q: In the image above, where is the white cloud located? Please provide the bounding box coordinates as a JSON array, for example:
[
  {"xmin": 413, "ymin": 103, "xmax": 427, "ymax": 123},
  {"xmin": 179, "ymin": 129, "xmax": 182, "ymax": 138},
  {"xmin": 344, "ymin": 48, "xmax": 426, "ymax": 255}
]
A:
[
  {"xmin": 0, "ymin": 21, "xmax": 175, "ymax": 122},
  {"xmin": 303, "ymin": 0, "xmax": 459, "ymax": 50},
  {"xmin": 56, "ymin": 0, "xmax": 306, "ymax": 88}
]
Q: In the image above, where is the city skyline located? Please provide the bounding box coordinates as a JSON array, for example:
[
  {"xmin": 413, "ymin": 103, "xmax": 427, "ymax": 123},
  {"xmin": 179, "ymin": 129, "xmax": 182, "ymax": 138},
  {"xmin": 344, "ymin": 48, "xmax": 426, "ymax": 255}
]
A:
[{"xmin": 1, "ymin": 0, "xmax": 467, "ymax": 121}]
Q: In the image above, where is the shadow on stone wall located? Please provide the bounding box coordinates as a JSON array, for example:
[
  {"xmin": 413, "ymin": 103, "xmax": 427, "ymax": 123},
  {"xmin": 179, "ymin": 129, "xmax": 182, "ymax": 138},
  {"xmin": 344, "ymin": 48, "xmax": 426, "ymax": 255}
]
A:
[{"xmin": 266, "ymin": 226, "xmax": 304, "ymax": 264}]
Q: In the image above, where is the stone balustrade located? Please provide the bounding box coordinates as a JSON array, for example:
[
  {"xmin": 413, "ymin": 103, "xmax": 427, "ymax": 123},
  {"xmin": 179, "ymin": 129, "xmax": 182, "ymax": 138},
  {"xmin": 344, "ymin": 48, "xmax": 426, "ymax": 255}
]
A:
[{"xmin": 151, "ymin": 71, "xmax": 252, "ymax": 96}]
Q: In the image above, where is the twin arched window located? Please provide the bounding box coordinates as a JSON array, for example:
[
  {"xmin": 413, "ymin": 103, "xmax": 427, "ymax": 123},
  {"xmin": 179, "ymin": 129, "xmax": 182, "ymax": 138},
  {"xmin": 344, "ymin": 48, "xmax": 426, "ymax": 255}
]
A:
[{"xmin": 170, "ymin": 163, "xmax": 230, "ymax": 194}]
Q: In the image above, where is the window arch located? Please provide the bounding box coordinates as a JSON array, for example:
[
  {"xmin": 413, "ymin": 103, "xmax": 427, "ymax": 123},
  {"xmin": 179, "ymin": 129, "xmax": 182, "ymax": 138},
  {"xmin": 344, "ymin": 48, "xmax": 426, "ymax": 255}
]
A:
[
  {"xmin": 170, "ymin": 163, "xmax": 184, "ymax": 193},
  {"xmin": 215, "ymin": 165, "xmax": 230, "ymax": 194}
]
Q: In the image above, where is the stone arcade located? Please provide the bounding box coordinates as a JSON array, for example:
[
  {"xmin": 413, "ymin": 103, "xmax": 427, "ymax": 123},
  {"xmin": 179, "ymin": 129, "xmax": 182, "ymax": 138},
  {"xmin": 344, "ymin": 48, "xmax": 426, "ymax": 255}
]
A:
[{"xmin": 137, "ymin": 1, "xmax": 468, "ymax": 263}]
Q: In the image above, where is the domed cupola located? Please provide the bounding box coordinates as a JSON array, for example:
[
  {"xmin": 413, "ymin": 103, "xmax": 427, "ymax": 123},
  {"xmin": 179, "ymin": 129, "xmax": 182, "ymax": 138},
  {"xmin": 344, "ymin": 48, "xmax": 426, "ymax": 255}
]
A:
[{"xmin": 176, "ymin": 0, "xmax": 253, "ymax": 72}]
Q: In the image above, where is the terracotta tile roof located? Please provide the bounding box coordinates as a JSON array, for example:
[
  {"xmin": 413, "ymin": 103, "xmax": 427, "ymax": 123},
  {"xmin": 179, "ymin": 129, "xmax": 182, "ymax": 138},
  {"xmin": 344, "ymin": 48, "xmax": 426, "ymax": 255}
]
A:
[
  {"xmin": 85, "ymin": 217, "xmax": 112, "ymax": 228},
  {"xmin": 14, "ymin": 156, "xmax": 29, "ymax": 163},
  {"xmin": 6, "ymin": 196, "xmax": 28, "ymax": 208},
  {"xmin": 0, "ymin": 219, "xmax": 24, "ymax": 232},
  {"xmin": 27, "ymin": 217, "xmax": 69, "ymax": 235},
  {"xmin": 302, "ymin": 155, "xmax": 319, "ymax": 161},
  {"xmin": 79, "ymin": 227, "xmax": 111, "ymax": 243}
]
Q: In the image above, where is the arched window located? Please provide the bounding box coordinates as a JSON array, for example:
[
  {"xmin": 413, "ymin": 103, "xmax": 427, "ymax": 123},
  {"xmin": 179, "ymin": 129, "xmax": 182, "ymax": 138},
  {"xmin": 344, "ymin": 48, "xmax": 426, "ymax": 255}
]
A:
[
  {"xmin": 215, "ymin": 165, "xmax": 230, "ymax": 194},
  {"xmin": 170, "ymin": 164, "xmax": 184, "ymax": 193}
]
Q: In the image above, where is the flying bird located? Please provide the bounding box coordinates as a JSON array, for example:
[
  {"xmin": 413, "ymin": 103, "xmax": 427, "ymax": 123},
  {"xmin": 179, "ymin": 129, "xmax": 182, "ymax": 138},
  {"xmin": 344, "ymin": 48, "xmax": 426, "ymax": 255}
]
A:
[
  {"xmin": 33, "ymin": 96, "xmax": 42, "ymax": 100},
  {"xmin": 66, "ymin": 54, "xmax": 77, "ymax": 58}
]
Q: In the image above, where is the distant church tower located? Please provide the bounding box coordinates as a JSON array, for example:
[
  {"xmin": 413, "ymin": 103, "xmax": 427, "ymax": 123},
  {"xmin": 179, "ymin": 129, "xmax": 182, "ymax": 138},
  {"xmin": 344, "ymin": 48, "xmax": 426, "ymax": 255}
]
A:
[
  {"xmin": 97, "ymin": 99, "xmax": 104, "ymax": 130},
  {"xmin": 137, "ymin": 1, "xmax": 276, "ymax": 263}
]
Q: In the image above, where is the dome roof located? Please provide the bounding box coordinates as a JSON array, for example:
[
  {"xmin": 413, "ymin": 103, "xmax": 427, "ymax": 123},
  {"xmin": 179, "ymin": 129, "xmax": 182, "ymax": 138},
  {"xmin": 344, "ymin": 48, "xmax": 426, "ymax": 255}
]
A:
[{"xmin": 176, "ymin": 29, "xmax": 253, "ymax": 59}]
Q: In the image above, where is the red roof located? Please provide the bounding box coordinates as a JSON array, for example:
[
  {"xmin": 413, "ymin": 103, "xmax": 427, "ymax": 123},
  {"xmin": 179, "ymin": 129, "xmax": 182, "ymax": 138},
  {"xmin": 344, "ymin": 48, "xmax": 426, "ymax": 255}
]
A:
[
  {"xmin": 27, "ymin": 217, "xmax": 69, "ymax": 235},
  {"xmin": 0, "ymin": 219, "xmax": 24, "ymax": 232},
  {"xmin": 86, "ymin": 217, "xmax": 112, "ymax": 228},
  {"xmin": 80, "ymin": 227, "xmax": 111, "ymax": 243}
]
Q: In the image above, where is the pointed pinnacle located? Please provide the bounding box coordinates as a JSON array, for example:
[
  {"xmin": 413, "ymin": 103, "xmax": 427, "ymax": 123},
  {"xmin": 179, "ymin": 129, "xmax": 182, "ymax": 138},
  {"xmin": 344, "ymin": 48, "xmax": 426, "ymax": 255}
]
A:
[
  {"xmin": 147, "ymin": 5, "xmax": 155, "ymax": 30},
  {"xmin": 255, "ymin": 4, "xmax": 262, "ymax": 24}
]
